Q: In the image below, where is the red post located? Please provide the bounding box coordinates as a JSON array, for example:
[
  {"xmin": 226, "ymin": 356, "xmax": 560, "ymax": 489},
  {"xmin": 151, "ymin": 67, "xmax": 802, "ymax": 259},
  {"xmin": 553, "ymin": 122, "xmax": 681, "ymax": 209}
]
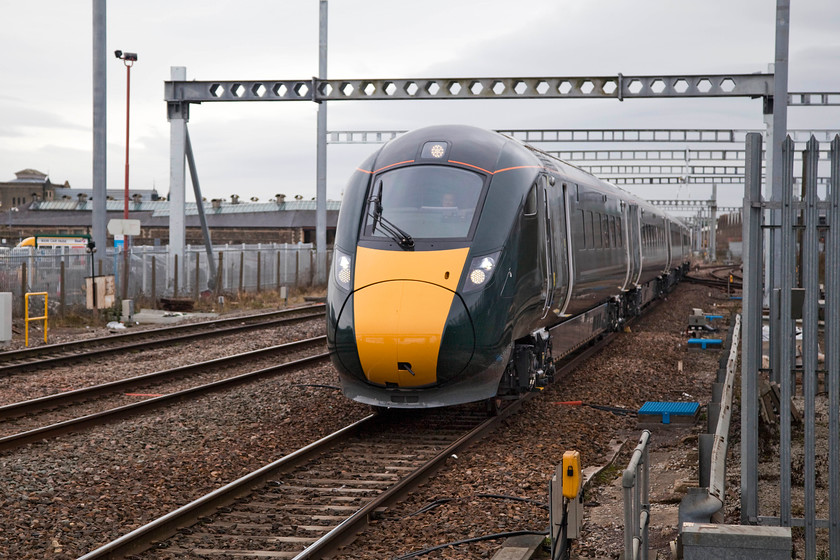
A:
[
  {"xmin": 116, "ymin": 50, "xmax": 137, "ymax": 301},
  {"xmin": 123, "ymin": 60, "xmax": 131, "ymax": 219}
]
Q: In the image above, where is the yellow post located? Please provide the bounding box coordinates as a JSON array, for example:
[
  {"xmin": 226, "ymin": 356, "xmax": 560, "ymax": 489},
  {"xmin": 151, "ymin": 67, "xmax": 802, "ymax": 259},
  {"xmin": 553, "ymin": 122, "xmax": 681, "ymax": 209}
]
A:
[{"xmin": 25, "ymin": 292, "xmax": 48, "ymax": 347}]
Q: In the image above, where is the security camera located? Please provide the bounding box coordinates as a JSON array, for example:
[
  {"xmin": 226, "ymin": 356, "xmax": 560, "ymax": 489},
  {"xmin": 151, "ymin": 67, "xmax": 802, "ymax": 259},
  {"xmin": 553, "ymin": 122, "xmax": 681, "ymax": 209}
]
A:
[{"xmin": 114, "ymin": 50, "xmax": 138, "ymax": 62}]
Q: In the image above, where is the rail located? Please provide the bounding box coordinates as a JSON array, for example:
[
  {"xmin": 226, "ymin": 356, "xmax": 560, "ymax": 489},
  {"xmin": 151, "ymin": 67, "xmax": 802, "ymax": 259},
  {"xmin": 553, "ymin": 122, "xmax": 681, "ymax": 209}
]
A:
[
  {"xmin": 78, "ymin": 401, "xmax": 523, "ymax": 559},
  {"xmin": 0, "ymin": 304, "xmax": 323, "ymax": 374},
  {"xmin": 622, "ymin": 430, "xmax": 652, "ymax": 560}
]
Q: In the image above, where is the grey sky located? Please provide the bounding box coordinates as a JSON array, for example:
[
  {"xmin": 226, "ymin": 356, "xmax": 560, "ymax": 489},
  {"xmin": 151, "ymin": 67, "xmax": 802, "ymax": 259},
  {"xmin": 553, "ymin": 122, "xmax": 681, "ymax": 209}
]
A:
[{"xmin": 1, "ymin": 0, "xmax": 838, "ymax": 210}]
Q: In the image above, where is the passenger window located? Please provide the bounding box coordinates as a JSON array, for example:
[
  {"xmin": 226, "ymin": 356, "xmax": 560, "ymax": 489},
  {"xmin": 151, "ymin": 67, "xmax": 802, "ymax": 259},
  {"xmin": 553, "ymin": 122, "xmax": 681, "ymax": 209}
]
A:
[
  {"xmin": 591, "ymin": 212, "xmax": 599, "ymax": 248},
  {"xmin": 602, "ymin": 215, "xmax": 610, "ymax": 248},
  {"xmin": 524, "ymin": 184, "xmax": 537, "ymax": 216},
  {"xmin": 581, "ymin": 210, "xmax": 587, "ymax": 248},
  {"xmin": 616, "ymin": 217, "xmax": 622, "ymax": 246}
]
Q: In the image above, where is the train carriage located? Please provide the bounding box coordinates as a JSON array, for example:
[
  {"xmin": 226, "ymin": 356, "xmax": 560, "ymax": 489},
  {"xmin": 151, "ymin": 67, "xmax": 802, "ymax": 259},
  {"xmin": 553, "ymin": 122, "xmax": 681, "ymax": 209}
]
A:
[{"xmin": 327, "ymin": 125, "xmax": 689, "ymax": 408}]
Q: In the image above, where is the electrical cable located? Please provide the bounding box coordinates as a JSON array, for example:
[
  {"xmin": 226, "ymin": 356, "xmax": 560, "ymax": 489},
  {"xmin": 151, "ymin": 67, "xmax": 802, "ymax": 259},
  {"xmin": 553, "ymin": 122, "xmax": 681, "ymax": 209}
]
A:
[
  {"xmin": 391, "ymin": 529, "xmax": 549, "ymax": 560},
  {"xmin": 399, "ymin": 494, "xmax": 548, "ymax": 520},
  {"xmin": 552, "ymin": 400, "xmax": 637, "ymax": 416}
]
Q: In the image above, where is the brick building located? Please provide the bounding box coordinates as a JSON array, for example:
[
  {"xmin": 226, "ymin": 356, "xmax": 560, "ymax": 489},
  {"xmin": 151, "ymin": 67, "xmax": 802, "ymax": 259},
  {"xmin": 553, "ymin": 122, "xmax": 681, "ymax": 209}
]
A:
[{"xmin": 1, "ymin": 170, "xmax": 338, "ymax": 247}]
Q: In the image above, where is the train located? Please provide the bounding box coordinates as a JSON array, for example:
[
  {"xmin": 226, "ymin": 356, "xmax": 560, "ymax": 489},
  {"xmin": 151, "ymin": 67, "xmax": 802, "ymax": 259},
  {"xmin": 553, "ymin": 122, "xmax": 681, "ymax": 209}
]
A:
[{"xmin": 326, "ymin": 125, "xmax": 690, "ymax": 409}]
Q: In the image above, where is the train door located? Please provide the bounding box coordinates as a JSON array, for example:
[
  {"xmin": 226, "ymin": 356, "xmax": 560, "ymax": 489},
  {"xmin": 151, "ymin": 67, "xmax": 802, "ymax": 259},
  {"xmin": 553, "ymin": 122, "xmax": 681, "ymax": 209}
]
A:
[
  {"xmin": 537, "ymin": 175, "xmax": 556, "ymax": 319},
  {"xmin": 625, "ymin": 203, "xmax": 642, "ymax": 286},
  {"xmin": 555, "ymin": 183, "xmax": 573, "ymax": 315}
]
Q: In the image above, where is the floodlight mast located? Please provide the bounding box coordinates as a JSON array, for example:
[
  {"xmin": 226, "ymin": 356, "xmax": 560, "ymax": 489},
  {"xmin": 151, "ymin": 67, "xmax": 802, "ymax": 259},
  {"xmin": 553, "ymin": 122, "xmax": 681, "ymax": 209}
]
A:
[
  {"xmin": 115, "ymin": 49, "xmax": 137, "ymax": 300},
  {"xmin": 115, "ymin": 50, "xmax": 138, "ymax": 220}
]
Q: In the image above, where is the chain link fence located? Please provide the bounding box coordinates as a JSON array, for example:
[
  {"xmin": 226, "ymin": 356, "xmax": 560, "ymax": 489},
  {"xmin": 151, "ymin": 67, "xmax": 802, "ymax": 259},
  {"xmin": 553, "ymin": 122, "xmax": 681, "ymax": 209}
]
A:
[{"xmin": 0, "ymin": 243, "xmax": 324, "ymax": 317}]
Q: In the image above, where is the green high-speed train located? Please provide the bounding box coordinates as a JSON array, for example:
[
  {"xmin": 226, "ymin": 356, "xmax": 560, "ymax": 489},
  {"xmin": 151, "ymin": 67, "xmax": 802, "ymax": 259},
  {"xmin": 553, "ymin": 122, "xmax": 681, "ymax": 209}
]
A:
[{"xmin": 327, "ymin": 125, "xmax": 690, "ymax": 409}]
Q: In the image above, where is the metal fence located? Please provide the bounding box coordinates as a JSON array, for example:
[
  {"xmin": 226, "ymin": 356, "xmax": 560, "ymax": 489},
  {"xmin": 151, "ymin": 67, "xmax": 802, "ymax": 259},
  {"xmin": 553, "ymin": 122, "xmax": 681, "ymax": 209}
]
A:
[
  {"xmin": 741, "ymin": 133, "xmax": 840, "ymax": 559},
  {"xmin": 622, "ymin": 430, "xmax": 651, "ymax": 560},
  {"xmin": 0, "ymin": 243, "xmax": 323, "ymax": 316}
]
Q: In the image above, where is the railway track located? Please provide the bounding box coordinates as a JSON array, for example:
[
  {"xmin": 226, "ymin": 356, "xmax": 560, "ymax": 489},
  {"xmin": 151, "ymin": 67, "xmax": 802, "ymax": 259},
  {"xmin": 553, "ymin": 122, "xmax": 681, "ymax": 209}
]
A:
[
  {"xmin": 0, "ymin": 304, "xmax": 324, "ymax": 376},
  {"xmin": 78, "ymin": 403, "xmax": 516, "ymax": 560},
  {"xmin": 76, "ymin": 309, "xmax": 626, "ymax": 560},
  {"xmin": 0, "ymin": 337, "xmax": 329, "ymax": 451},
  {"xmin": 685, "ymin": 265, "xmax": 742, "ymax": 290}
]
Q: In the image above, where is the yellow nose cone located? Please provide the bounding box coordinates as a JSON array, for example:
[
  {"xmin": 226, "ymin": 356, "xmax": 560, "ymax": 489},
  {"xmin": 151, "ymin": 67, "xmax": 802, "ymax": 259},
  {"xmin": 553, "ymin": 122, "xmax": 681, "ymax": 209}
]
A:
[
  {"xmin": 352, "ymin": 246, "xmax": 469, "ymax": 388},
  {"xmin": 354, "ymin": 281, "xmax": 455, "ymax": 387}
]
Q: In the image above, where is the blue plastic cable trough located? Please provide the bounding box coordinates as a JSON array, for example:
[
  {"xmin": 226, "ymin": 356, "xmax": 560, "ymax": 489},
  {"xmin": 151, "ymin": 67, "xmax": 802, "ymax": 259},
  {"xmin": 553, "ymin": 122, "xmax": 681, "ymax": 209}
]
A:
[
  {"xmin": 638, "ymin": 401, "xmax": 700, "ymax": 424},
  {"xmin": 687, "ymin": 338, "xmax": 723, "ymax": 349}
]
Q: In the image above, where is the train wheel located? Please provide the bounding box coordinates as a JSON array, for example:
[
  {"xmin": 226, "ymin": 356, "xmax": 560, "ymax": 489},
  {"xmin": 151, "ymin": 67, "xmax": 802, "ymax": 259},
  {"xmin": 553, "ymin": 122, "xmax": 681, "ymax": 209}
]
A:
[{"xmin": 486, "ymin": 397, "xmax": 503, "ymax": 416}]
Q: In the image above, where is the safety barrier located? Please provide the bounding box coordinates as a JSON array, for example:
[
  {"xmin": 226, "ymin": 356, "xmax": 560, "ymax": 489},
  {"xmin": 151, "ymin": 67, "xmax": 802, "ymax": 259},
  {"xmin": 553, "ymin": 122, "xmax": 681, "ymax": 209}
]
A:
[
  {"xmin": 679, "ymin": 313, "xmax": 741, "ymax": 524},
  {"xmin": 25, "ymin": 291, "xmax": 48, "ymax": 347},
  {"xmin": 622, "ymin": 429, "xmax": 651, "ymax": 560}
]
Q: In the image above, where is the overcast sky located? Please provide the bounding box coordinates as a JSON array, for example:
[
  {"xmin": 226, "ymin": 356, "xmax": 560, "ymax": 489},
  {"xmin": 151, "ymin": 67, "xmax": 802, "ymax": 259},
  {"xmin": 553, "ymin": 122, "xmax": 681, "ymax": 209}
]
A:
[{"xmin": 1, "ymin": 0, "xmax": 839, "ymax": 210}]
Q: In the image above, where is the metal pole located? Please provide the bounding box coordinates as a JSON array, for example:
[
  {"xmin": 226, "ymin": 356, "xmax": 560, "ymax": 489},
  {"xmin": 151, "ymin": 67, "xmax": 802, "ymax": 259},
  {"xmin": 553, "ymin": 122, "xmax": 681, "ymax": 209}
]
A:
[
  {"xmin": 123, "ymin": 60, "xmax": 132, "ymax": 220},
  {"xmin": 315, "ymin": 0, "xmax": 328, "ymax": 285},
  {"xmin": 91, "ymin": 0, "xmax": 107, "ymax": 270},
  {"xmin": 168, "ymin": 66, "xmax": 188, "ymax": 291},
  {"xmin": 827, "ymin": 135, "xmax": 840, "ymax": 558},
  {"xmin": 801, "ymin": 137, "xmax": 819, "ymax": 558},
  {"xmin": 710, "ymin": 184, "xmax": 717, "ymax": 262},
  {"xmin": 779, "ymin": 135, "xmax": 795, "ymax": 527},
  {"xmin": 741, "ymin": 133, "xmax": 763, "ymax": 523},
  {"xmin": 768, "ymin": 0, "xmax": 790, "ymax": 390},
  {"xmin": 122, "ymin": 59, "xmax": 132, "ymax": 301},
  {"xmin": 185, "ymin": 128, "xmax": 217, "ymax": 290}
]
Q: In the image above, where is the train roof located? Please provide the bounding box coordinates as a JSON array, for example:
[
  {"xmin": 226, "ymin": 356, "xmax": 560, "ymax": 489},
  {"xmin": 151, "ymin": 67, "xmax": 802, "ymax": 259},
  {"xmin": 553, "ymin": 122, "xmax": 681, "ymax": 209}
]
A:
[{"xmin": 376, "ymin": 125, "xmax": 687, "ymax": 229}]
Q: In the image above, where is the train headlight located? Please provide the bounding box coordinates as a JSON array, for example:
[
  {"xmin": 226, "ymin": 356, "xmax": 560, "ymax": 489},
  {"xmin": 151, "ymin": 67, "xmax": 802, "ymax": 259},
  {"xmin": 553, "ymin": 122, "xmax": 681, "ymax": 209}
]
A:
[
  {"xmin": 333, "ymin": 250, "xmax": 353, "ymax": 289},
  {"xmin": 462, "ymin": 251, "xmax": 501, "ymax": 293}
]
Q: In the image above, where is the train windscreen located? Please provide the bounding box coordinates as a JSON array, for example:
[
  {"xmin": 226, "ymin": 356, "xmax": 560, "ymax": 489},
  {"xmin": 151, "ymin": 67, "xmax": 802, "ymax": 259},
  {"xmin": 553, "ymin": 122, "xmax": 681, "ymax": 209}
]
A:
[{"xmin": 363, "ymin": 166, "xmax": 484, "ymax": 241}]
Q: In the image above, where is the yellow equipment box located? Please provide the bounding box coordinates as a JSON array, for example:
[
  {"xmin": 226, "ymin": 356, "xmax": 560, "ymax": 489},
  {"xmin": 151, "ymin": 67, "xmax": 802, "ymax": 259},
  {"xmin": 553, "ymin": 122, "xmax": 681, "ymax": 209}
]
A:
[{"xmin": 562, "ymin": 450, "xmax": 581, "ymax": 499}]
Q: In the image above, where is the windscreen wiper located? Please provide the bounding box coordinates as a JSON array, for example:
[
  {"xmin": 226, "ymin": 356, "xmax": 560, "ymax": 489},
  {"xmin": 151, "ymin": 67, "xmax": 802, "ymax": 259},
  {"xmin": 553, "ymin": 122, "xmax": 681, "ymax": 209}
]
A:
[{"xmin": 368, "ymin": 180, "xmax": 415, "ymax": 249}]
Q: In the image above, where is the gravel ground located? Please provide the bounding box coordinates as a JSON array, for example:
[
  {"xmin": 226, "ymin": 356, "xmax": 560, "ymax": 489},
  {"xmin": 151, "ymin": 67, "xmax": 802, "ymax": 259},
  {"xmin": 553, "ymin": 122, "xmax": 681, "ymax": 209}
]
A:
[
  {"xmin": 0, "ymin": 283, "xmax": 729, "ymax": 559},
  {"xmin": 0, "ymin": 310, "xmax": 367, "ymax": 559},
  {"xmin": 332, "ymin": 282, "xmax": 730, "ymax": 560},
  {"xmin": 0, "ymin": 314, "xmax": 325, "ymax": 406}
]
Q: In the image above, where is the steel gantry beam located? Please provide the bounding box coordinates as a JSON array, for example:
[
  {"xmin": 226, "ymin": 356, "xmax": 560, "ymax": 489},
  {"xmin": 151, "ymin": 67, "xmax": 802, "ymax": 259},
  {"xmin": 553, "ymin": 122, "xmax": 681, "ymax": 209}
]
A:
[
  {"xmin": 165, "ymin": 73, "xmax": 775, "ymax": 103},
  {"xmin": 325, "ymin": 128, "xmax": 840, "ymax": 144},
  {"xmin": 164, "ymin": 68, "xmax": 836, "ymax": 284}
]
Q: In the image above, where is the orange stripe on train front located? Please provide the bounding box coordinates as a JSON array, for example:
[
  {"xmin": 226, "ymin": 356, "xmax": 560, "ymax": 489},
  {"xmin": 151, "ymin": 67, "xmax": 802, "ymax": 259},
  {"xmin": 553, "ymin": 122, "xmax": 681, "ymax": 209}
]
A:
[{"xmin": 353, "ymin": 247, "xmax": 469, "ymax": 388}]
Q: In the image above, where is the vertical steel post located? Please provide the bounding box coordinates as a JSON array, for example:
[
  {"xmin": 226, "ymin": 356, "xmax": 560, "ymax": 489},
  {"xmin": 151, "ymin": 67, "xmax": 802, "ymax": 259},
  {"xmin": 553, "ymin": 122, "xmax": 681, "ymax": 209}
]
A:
[
  {"xmin": 828, "ymin": 135, "xmax": 840, "ymax": 558},
  {"xmin": 168, "ymin": 66, "xmax": 188, "ymax": 292},
  {"xmin": 91, "ymin": 0, "xmax": 107, "ymax": 268},
  {"xmin": 151, "ymin": 255, "xmax": 156, "ymax": 308},
  {"xmin": 779, "ymin": 135, "xmax": 795, "ymax": 527},
  {"xmin": 315, "ymin": 0, "xmax": 328, "ymax": 285},
  {"xmin": 801, "ymin": 137, "xmax": 819, "ymax": 558},
  {"xmin": 59, "ymin": 261, "xmax": 65, "ymax": 317},
  {"xmin": 239, "ymin": 252, "xmax": 244, "ymax": 294},
  {"xmin": 710, "ymin": 184, "xmax": 717, "ymax": 262},
  {"xmin": 173, "ymin": 254, "xmax": 179, "ymax": 298},
  {"xmin": 194, "ymin": 252, "xmax": 200, "ymax": 300},
  {"xmin": 768, "ymin": 0, "xmax": 790, "ymax": 387},
  {"xmin": 741, "ymin": 133, "xmax": 763, "ymax": 523}
]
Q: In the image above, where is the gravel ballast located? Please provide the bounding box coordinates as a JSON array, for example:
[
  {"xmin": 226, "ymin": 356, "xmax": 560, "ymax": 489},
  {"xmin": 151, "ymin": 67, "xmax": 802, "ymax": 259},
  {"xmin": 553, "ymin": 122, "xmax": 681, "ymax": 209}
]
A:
[{"xmin": 0, "ymin": 284, "xmax": 731, "ymax": 559}]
